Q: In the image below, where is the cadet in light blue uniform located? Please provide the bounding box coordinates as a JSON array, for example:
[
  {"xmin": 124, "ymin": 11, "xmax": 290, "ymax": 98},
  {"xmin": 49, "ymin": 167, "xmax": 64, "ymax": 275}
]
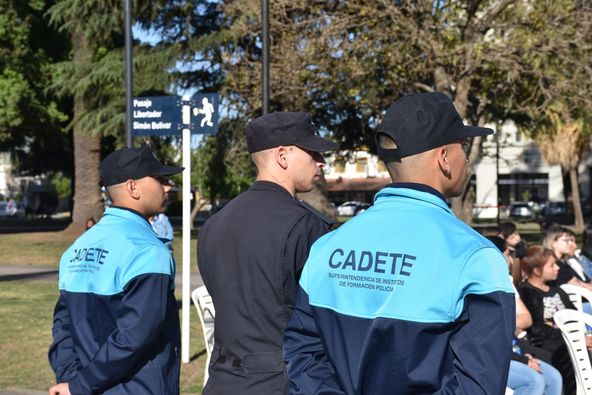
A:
[
  {"xmin": 48, "ymin": 147, "xmax": 183, "ymax": 395},
  {"xmin": 284, "ymin": 93, "xmax": 516, "ymax": 394}
]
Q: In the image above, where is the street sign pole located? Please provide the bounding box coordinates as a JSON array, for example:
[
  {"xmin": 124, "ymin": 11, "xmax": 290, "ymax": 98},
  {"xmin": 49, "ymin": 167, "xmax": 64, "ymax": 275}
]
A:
[
  {"xmin": 130, "ymin": 93, "xmax": 219, "ymax": 363},
  {"xmin": 124, "ymin": 0, "xmax": 133, "ymax": 148},
  {"xmin": 181, "ymin": 95, "xmax": 192, "ymax": 363}
]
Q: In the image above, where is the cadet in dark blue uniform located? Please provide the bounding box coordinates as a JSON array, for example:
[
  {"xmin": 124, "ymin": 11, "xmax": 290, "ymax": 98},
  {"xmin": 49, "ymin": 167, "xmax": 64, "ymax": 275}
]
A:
[
  {"xmin": 284, "ymin": 93, "xmax": 515, "ymax": 394},
  {"xmin": 48, "ymin": 147, "xmax": 183, "ymax": 395},
  {"xmin": 197, "ymin": 112, "xmax": 337, "ymax": 394}
]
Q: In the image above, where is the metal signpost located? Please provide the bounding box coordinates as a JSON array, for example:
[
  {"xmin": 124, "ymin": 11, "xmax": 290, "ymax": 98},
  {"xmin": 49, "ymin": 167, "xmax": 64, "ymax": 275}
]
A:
[{"xmin": 132, "ymin": 93, "xmax": 220, "ymax": 363}]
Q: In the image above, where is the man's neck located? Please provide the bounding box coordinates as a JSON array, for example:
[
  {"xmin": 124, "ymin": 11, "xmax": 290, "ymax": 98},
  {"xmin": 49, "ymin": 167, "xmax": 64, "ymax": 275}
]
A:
[
  {"xmin": 111, "ymin": 203, "xmax": 148, "ymax": 220},
  {"xmin": 255, "ymin": 174, "xmax": 295, "ymax": 196}
]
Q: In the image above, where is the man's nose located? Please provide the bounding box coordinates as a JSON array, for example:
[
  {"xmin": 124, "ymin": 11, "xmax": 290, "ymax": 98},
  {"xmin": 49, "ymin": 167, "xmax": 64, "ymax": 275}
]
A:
[{"xmin": 163, "ymin": 184, "xmax": 172, "ymax": 193}]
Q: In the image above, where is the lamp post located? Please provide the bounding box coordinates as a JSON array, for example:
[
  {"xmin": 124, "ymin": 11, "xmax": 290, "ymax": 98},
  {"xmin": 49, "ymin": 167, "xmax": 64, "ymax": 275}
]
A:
[
  {"xmin": 262, "ymin": 0, "xmax": 269, "ymax": 114},
  {"xmin": 496, "ymin": 126, "xmax": 500, "ymax": 223}
]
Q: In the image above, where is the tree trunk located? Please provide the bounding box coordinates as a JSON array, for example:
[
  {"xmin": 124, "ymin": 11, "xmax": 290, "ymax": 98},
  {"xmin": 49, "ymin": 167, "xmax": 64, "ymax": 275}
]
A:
[
  {"xmin": 569, "ymin": 166, "xmax": 584, "ymax": 232},
  {"xmin": 434, "ymin": 71, "xmax": 476, "ymax": 224},
  {"xmin": 189, "ymin": 189, "xmax": 209, "ymax": 229},
  {"xmin": 65, "ymin": 30, "xmax": 103, "ymax": 233}
]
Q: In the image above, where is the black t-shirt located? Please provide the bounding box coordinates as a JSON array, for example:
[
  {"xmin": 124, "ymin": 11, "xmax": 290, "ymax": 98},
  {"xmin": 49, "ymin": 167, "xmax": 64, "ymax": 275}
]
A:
[{"xmin": 554, "ymin": 259, "xmax": 589, "ymax": 286}]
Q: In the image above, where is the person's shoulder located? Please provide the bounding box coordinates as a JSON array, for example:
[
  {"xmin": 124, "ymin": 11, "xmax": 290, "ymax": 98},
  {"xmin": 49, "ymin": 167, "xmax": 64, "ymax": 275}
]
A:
[
  {"xmin": 517, "ymin": 282, "xmax": 538, "ymax": 295},
  {"xmin": 296, "ymin": 199, "xmax": 334, "ymax": 227}
]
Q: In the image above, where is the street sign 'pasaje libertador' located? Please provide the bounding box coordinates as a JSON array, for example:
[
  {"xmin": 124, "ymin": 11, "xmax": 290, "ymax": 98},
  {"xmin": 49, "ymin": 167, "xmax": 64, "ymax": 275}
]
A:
[{"xmin": 131, "ymin": 94, "xmax": 219, "ymax": 137}]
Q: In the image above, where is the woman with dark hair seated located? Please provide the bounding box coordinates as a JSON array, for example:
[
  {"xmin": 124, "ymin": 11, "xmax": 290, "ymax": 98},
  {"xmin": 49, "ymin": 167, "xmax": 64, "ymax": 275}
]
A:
[
  {"xmin": 486, "ymin": 237, "xmax": 562, "ymax": 395},
  {"xmin": 518, "ymin": 245, "xmax": 588, "ymax": 395}
]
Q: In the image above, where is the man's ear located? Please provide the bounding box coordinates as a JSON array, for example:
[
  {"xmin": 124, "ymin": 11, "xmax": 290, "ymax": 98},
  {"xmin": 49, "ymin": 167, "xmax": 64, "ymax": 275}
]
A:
[
  {"xmin": 274, "ymin": 146, "xmax": 289, "ymax": 170},
  {"xmin": 124, "ymin": 179, "xmax": 141, "ymax": 200},
  {"xmin": 436, "ymin": 147, "xmax": 451, "ymax": 179}
]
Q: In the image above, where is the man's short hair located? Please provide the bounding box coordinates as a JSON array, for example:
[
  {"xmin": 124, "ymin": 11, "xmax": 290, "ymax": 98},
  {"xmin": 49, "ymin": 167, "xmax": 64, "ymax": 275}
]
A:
[{"xmin": 499, "ymin": 222, "xmax": 517, "ymax": 239}]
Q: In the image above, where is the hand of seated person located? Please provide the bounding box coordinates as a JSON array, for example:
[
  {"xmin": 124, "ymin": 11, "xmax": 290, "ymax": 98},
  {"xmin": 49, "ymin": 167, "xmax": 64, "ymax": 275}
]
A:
[
  {"xmin": 525, "ymin": 354, "xmax": 542, "ymax": 373},
  {"xmin": 586, "ymin": 334, "xmax": 592, "ymax": 351}
]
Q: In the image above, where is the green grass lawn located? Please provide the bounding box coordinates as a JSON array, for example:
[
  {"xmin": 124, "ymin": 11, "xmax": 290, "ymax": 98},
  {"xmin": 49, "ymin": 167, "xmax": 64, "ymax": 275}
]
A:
[
  {"xmin": 0, "ymin": 228, "xmax": 205, "ymax": 393},
  {"xmin": 0, "ymin": 280, "xmax": 207, "ymax": 393},
  {"xmin": 0, "ymin": 220, "xmax": 570, "ymax": 392},
  {"xmin": 0, "ymin": 230, "xmax": 198, "ymax": 273}
]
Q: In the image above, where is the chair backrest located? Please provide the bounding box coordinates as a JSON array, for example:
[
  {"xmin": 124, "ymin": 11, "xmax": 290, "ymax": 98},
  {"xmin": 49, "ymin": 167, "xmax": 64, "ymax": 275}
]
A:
[
  {"xmin": 560, "ymin": 284, "xmax": 592, "ymax": 312},
  {"xmin": 554, "ymin": 309, "xmax": 592, "ymax": 394},
  {"xmin": 191, "ymin": 285, "xmax": 216, "ymax": 385}
]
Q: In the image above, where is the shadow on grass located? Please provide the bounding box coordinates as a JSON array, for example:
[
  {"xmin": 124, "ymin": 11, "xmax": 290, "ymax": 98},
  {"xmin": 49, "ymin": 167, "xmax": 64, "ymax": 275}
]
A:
[
  {"xmin": 0, "ymin": 270, "xmax": 58, "ymax": 282},
  {"xmin": 190, "ymin": 349, "xmax": 207, "ymax": 363}
]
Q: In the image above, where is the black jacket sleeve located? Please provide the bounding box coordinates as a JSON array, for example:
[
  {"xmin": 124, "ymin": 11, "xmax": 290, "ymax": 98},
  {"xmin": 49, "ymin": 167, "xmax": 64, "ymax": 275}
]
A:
[
  {"xmin": 448, "ymin": 292, "xmax": 515, "ymax": 394},
  {"xmin": 284, "ymin": 286, "xmax": 345, "ymax": 394},
  {"xmin": 282, "ymin": 214, "xmax": 330, "ymax": 316}
]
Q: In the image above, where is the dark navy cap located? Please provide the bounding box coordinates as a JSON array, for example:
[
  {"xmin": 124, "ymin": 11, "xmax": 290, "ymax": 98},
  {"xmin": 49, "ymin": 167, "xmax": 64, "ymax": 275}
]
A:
[
  {"xmin": 246, "ymin": 112, "xmax": 338, "ymax": 153},
  {"xmin": 99, "ymin": 146, "xmax": 184, "ymax": 186},
  {"xmin": 376, "ymin": 92, "xmax": 493, "ymax": 161}
]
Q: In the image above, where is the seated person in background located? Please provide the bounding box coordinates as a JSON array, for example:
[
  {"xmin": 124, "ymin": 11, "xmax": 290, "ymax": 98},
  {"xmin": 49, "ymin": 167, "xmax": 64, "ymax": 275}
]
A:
[
  {"xmin": 487, "ymin": 237, "xmax": 562, "ymax": 395},
  {"xmin": 150, "ymin": 212, "xmax": 174, "ymax": 250},
  {"xmin": 519, "ymin": 245, "xmax": 583, "ymax": 395},
  {"xmin": 482, "ymin": 225, "xmax": 503, "ymax": 237},
  {"xmin": 578, "ymin": 226, "xmax": 592, "ymax": 278},
  {"xmin": 543, "ymin": 224, "xmax": 592, "ymax": 294},
  {"xmin": 500, "ymin": 221, "xmax": 527, "ymax": 286},
  {"xmin": 563, "ymin": 227, "xmax": 588, "ymax": 280}
]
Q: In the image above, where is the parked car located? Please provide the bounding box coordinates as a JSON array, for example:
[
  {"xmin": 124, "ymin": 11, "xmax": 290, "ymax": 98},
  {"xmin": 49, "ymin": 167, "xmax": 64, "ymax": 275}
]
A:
[
  {"xmin": 336, "ymin": 201, "xmax": 363, "ymax": 217},
  {"xmin": 0, "ymin": 200, "xmax": 26, "ymax": 217},
  {"xmin": 354, "ymin": 203, "xmax": 371, "ymax": 215},
  {"xmin": 508, "ymin": 202, "xmax": 534, "ymax": 219},
  {"xmin": 543, "ymin": 201, "xmax": 568, "ymax": 217},
  {"xmin": 336, "ymin": 201, "xmax": 372, "ymax": 217}
]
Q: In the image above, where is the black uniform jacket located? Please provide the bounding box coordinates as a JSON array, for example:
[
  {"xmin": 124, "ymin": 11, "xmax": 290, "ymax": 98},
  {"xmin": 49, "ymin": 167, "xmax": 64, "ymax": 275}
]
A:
[{"xmin": 197, "ymin": 181, "xmax": 333, "ymax": 394}]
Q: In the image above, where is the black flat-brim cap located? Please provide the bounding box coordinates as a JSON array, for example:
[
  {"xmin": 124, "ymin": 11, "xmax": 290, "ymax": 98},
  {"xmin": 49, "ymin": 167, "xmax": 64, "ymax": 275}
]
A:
[
  {"xmin": 376, "ymin": 92, "xmax": 493, "ymax": 162},
  {"xmin": 246, "ymin": 112, "xmax": 338, "ymax": 153},
  {"xmin": 99, "ymin": 146, "xmax": 184, "ymax": 186}
]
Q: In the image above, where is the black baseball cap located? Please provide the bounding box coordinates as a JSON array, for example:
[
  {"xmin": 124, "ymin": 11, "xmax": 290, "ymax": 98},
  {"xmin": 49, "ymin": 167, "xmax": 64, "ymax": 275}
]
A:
[
  {"xmin": 99, "ymin": 146, "xmax": 184, "ymax": 187},
  {"xmin": 246, "ymin": 112, "xmax": 338, "ymax": 153},
  {"xmin": 376, "ymin": 92, "xmax": 493, "ymax": 162}
]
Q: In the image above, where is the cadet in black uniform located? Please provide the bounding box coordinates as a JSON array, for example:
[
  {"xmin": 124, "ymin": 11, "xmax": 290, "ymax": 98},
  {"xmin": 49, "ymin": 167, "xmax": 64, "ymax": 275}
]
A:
[{"xmin": 197, "ymin": 112, "xmax": 337, "ymax": 394}]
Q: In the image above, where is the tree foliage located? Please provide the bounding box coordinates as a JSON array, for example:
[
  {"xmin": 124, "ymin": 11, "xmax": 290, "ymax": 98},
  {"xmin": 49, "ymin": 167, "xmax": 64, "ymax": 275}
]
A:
[
  {"xmin": 187, "ymin": 0, "xmax": 592, "ymax": 223},
  {"xmin": 0, "ymin": 0, "xmax": 71, "ymax": 176}
]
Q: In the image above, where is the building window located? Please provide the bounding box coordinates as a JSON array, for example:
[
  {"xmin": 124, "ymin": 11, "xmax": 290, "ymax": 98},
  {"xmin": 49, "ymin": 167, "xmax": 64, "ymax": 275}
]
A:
[
  {"xmin": 334, "ymin": 158, "xmax": 346, "ymax": 173},
  {"xmin": 377, "ymin": 161, "xmax": 387, "ymax": 173},
  {"xmin": 498, "ymin": 173, "xmax": 548, "ymax": 205},
  {"xmin": 356, "ymin": 158, "xmax": 367, "ymax": 173}
]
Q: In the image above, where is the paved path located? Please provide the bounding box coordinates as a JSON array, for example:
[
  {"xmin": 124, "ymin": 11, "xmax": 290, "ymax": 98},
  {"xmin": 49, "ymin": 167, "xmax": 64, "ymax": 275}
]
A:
[
  {"xmin": 0, "ymin": 264, "xmax": 203, "ymax": 289},
  {"xmin": 0, "ymin": 389, "xmax": 47, "ymax": 395}
]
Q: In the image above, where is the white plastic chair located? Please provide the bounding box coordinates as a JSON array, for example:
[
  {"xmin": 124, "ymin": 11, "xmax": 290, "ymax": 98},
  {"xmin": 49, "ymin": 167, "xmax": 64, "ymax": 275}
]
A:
[
  {"xmin": 561, "ymin": 284, "xmax": 592, "ymax": 312},
  {"xmin": 191, "ymin": 285, "xmax": 216, "ymax": 386},
  {"xmin": 554, "ymin": 309, "xmax": 592, "ymax": 394}
]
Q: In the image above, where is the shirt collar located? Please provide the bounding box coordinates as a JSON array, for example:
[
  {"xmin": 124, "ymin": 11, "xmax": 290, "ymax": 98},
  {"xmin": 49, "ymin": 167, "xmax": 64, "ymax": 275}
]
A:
[
  {"xmin": 375, "ymin": 183, "xmax": 451, "ymax": 213},
  {"xmin": 384, "ymin": 182, "xmax": 447, "ymax": 203},
  {"xmin": 105, "ymin": 206, "xmax": 152, "ymax": 227},
  {"xmin": 251, "ymin": 180, "xmax": 295, "ymax": 198}
]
